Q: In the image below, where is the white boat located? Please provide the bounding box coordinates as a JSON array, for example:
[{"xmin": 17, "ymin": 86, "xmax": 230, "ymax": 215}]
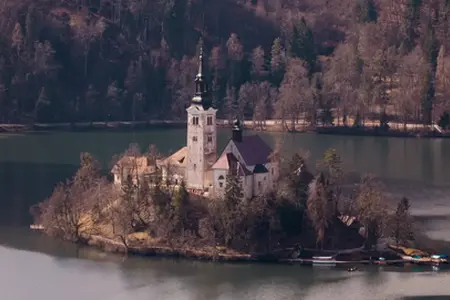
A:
[{"xmin": 312, "ymin": 256, "xmax": 336, "ymax": 266}]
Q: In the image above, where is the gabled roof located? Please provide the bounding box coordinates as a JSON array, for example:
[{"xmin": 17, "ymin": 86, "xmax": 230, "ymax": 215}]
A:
[
  {"xmin": 111, "ymin": 156, "xmax": 158, "ymax": 175},
  {"xmin": 253, "ymin": 164, "xmax": 269, "ymax": 173},
  {"xmin": 157, "ymin": 147, "xmax": 187, "ymax": 167},
  {"xmin": 212, "ymin": 152, "xmax": 251, "ymax": 176},
  {"xmin": 233, "ymin": 135, "xmax": 273, "ymax": 166},
  {"xmin": 212, "ymin": 152, "xmax": 230, "ymax": 169}
]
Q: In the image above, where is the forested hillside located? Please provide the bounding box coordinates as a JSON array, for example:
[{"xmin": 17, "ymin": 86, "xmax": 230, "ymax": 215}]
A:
[{"xmin": 0, "ymin": 0, "xmax": 449, "ymax": 127}]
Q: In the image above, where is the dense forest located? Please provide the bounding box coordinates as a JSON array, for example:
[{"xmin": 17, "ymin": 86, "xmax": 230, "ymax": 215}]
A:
[{"xmin": 1, "ymin": 0, "xmax": 450, "ymax": 128}]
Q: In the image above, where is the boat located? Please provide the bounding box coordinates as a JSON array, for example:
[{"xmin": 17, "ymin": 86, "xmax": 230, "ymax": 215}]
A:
[
  {"xmin": 312, "ymin": 256, "xmax": 336, "ymax": 267},
  {"xmin": 374, "ymin": 257, "xmax": 387, "ymax": 265},
  {"xmin": 431, "ymin": 254, "xmax": 448, "ymax": 264}
]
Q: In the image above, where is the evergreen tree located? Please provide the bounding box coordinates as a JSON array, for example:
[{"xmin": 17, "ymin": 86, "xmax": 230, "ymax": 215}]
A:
[
  {"xmin": 85, "ymin": 85, "xmax": 98, "ymax": 124},
  {"xmin": 173, "ymin": 180, "xmax": 189, "ymax": 211},
  {"xmin": 289, "ymin": 18, "xmax": 316, "ymax": 76},
  {"xmin": 403, "ymin": 0, "xmax": 423, "ymax": 52},
  {"xmin": 106, "ymin": 81, "xmax": 122, "ymax": 122},
  {"xmin": 319, "ymin": 148, "xmax": 343, "ymax": 185},
  {"xmin": 270, "ymin": 37, "xmax": 286, "ymax": 86},
  {"xmin": 224, "ymin": 173, "xmax": 243, "ymax": 209},
  {"xmin": 286, "ymin": 152, "xmax": 314, "ymax": 207},
  {"xmin": 34, "ymin": 87, "xmax": 50, "ymax": 122},
  {"xmin": 391, "ymin": 197, "xmax": 414, "ymax": 245},
  {"xmin": 420, "ymin": 18, "xmax": 439, "ymax": 125},
  {"xmin": 354, "ymin": 0, "xmax": 377, "ymax": 23},
  {"xmin": 307, "ymin": 172, "xmax": 335, "ymax": 249}
]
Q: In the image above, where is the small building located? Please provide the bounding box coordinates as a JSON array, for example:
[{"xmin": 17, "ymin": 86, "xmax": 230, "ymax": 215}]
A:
[
  {"xmin": 111, "ymin": 40, "xmax": 279, "ymax": 199},
  {"xmin": 211, "ymin": 119, "xmax": 278, "ymax": 200},
  {"xmin": 111, "ymin": 156, "xmax": 159, "ymax": 186}
]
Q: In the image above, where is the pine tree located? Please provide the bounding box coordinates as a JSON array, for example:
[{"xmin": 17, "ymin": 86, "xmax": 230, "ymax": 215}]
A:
[
  {"xmin": 270, "ymin": 37, "xmax": 286, "ymax": 86},
  {"xmin": 319, "ymin": 148, "xmax": 343, "ymax": 185},
  {"xmin": 224, "ymin": 84, "xmax": 236, "ymax": 123},
  {"xmin": 173, "ymin": 180, "xmax": 189, "ymax": 215},
  {"xmin": 85, "ymin": 85, "xmax": 98, "ymax": 124},
  {"xmin": 354, "ymin": 0, "xmax": 377, "ymax": 23},
  {"xmin": 286, "ymin": 152, "xmax": 314, "ymax": 206},
  {"xmin": 391, "ymin": 197, "xmax": 414, "ymax": 245},
  {"xmin": 224, "ymin": 173, "xmax": 243, "ymax": 209},
  {"xmin": 289, "ymin": 18, "xmax": 316, "ymax": 75},
  {"xmin": 25, "ymin": 4, "xmax": 39, "ymax": 51},
  {"xmin": 403, "ymin": 0, "xmax": 423, "ymax": 52},
  {"xmin": 307, "ymin": 173, "xmax": 334, "ymax": 249},
  {"xmin": 34, "ymin": 87, "xmax": 50, "ymax": 122},
  {"xmin": 106, "ymin": 81, "xmax": 122, "ymax": 122}
]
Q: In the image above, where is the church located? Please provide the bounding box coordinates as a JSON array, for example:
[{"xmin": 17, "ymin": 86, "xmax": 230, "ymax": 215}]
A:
[{"xmin": 112, "ymin": 44, "xmax": 279, "ymax": 200}]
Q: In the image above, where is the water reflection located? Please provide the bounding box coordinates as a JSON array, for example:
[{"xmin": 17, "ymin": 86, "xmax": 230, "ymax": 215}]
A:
[{"xmin": 1, "ymin": 131, "xmax": 450, "ymax": 300}]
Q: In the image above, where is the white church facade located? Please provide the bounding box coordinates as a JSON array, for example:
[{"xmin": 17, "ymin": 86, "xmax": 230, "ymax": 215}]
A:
[{"xmin": 112, "ymin": 43, "xmax": 279, "ymax": 200}]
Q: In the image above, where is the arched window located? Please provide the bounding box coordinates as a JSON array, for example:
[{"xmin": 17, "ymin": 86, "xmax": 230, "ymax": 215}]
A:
[{"xmin": 218, "ymin": 175, "xmax": 224, "ymax": 188}]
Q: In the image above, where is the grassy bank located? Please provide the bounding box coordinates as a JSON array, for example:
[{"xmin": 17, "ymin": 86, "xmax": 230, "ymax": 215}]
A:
[{"xmin": 86, "ymin": 234, "xmax": 255, "ymax": 262}]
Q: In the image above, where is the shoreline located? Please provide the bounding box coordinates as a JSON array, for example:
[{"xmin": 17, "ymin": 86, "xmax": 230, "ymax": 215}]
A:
[
  {"xmin": 30, "ymin": 226, "xmax": 448, "ymax": 267},
  {"xmin": 1, "ymin": 120, "xmax": 448, "ymax": 138},
  {"xmin": 87, "ymin": 234, "xmax": 256, "ymax": 263}
]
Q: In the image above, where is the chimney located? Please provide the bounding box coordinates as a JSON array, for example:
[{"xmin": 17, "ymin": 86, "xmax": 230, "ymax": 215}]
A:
[{"xmin": 232, "ymin": 119, "xmax": 242, "ymax": 142}]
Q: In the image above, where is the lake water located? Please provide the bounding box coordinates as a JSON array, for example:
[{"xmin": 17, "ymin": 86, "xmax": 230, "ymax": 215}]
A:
[{"xmin": 1, "ymin": 129, "xmax": 450, "ymax": 299}]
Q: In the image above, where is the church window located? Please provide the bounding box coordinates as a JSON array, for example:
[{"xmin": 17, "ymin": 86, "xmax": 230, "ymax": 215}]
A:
[
  {"xmin": 207, "ymin": 136, "xmax": 212, "ymax": 143},
  {"xmin": 207, "ymin": 116, "xmax": 213, "ymax": 125},
  {"xmin": 192, "ymin": 117, "xmax": 199, "ymax": 125},
  {"xmin": 192, "ymin": 136, "xmax": 198, "ymax": 142},
  {"xmin": 258, "ymin": 181, "xmax": 261, "ymax": 188},
  {"xmin": 194, "ymin": 164, "xmax": 197, "ymax": 170},
  {"xmin": 218, "ymin": 175, "xmax": 224, "ymax": 188}
]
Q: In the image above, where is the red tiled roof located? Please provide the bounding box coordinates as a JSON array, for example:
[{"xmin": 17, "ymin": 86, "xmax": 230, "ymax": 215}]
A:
[{"xmin": 233, "ymin": 135, "xmax": 273, "ymax": 166}]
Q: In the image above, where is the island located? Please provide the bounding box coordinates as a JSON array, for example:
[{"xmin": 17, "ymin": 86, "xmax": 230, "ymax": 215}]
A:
[{"xmin": 30, "ymin": 45, "xmax": 447, "ymax": 267}]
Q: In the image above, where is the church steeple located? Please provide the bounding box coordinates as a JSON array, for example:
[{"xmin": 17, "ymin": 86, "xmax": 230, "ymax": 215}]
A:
[{"xmin": 191, "ymin": 38, "xmax": 210, "ymax": 109}]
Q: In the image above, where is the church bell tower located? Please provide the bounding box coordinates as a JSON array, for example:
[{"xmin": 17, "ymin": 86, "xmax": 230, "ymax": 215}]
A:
[{"xmin": 185, "ymin": 39, "xmax": 217, "ymax": 190}]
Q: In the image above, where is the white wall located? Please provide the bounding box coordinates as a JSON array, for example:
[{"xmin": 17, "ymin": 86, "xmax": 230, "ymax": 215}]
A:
[
  {"xmin": 243, "ymin": 174, "xmax": 253, "ymax": 200},
  {"xmin": 253, "ymin": 172, "xmax": 269, "ymax": 196},
  {"xmin": 113, "ymin": 173, "xmax": 120, "ymax": 185},
  {"xmin": 213, "ymin": 169, "xmax": 227, "ymax": 198},
  {"xmin": 186, "ymin": 106, "xmax": 217, "ymax": 190}
]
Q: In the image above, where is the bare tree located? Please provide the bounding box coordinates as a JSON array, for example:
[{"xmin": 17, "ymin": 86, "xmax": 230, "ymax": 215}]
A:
[
  {"xmin": 393, "ymin": 46, "xmax": 429, "ymax": 129},
  {"xmin": 276, "ymin": 58, "xmax": 311, "ymax": 130}
]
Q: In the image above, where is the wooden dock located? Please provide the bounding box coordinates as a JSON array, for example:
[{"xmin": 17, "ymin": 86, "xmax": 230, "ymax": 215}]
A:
[{"xmin": 279, "ymin": 258, "xmax": 406, "ymax": 266}]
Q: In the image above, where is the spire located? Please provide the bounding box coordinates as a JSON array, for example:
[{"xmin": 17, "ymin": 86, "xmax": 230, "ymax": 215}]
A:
[
  {"xmin": 191, "ymin": 37, "xmax": 211, "ymax": 109},
  {"xmin": 197, "ymin": 41, "xmax": 204, "ymax": 78}
]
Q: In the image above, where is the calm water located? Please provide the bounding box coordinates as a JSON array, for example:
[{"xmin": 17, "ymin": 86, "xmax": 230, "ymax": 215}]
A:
[{"xmin": 1, "ymin": 129, "xmax": 450, "ymax": 299}]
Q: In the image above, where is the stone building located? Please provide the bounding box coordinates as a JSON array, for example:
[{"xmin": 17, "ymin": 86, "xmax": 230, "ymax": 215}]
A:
[{"xmin": 112, "ymin": 42, "xmax": 279, "ymax": 200}]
